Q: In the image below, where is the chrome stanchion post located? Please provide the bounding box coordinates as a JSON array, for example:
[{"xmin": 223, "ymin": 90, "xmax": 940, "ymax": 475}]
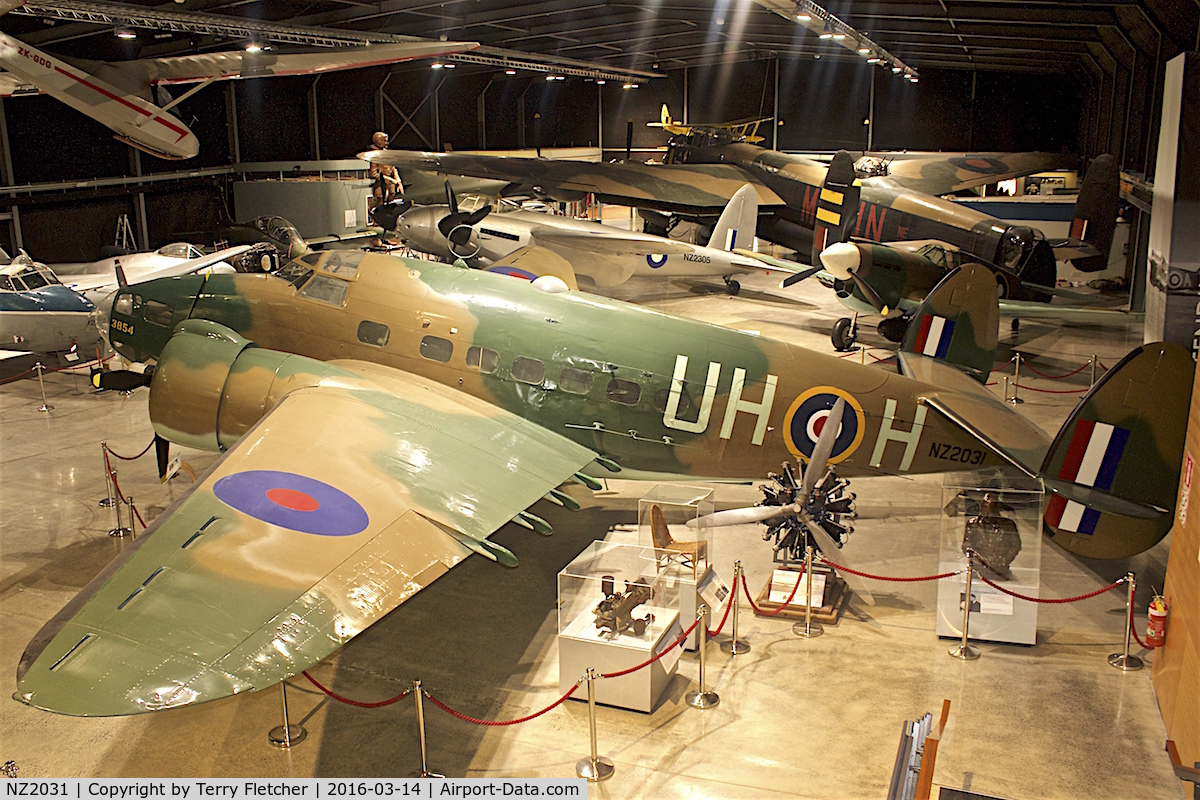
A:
[
  {"xmin": 686, "ymin": 605, "xmax": 720, "ymax": 709},
  {"xmin": 1091, "ymin": 354, "xmax": 1098, "ymax": 386},
  {"xmin": 950, "ymin": 552, "xmax": 980, "ymax": 660},
  {"xmin": 34, "ymin": 362, "xmax": 53, "ymax": 412},
  {"xmin": 720, "ymin": 561, "xmax": 750, "ymax": 655},
  {"xmin": 1003, "ymin": 376, "xmax": 1011, "ymax": 402},
  {"xmin": 107, "ymin": 469, "xmax": 131, "ymax": 538},
  {"xmin": 1008, "ymin": 353, "xmax": 1024, "ymax": 404},
  {"xmin": 267, "ymin": 681, "xmax": 307, "ymax": 747},
  {"xmin": 793, "ymin": 545, "xmax": 824, "ymax": 638},
  {"xmin": 409, "ymin": 680, "xmax": 444, "ymax": 778},
  {"xmin": 1109, "ymin": 572, "xmax": 1144, "ymax": 671},
  {"xmin": 575, "ymin": 669, "xmax": 614, "ymax": 781},
  {"xmin": 98, "ymin": 442, "xmax": 116, "ymax": 508}
]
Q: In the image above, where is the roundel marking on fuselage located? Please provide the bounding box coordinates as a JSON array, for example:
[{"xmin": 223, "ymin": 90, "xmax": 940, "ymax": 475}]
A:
[
  {"xmin": 646, "ymin": 253, "xmax": 668, "ymax": 269},
  {"xmin": 782, "ymin": 387, "xmax": 866, "ymax": 464},
  {"xmin": 213, "ymin": 470, "xmax": 369, "ymax": 536}
]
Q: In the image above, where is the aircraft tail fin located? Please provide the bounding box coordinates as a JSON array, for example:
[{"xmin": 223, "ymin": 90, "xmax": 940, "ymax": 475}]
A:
[
  {"xmin": 709, "ymin": 184, "xmax": 758, "ymax": 252},
  {"xmin": 1039, "ymin": 342, "xmax": 1193, "ymax": 559},
  {"xmin": 900, "ymin": 261, "xmax": 998, "ymax": 383},
  {"xmin": 810, "ymin": 150, "xmax": 860, "ymax": 266},
  {"xmin": 1065, "ymin": 154, "xmax": 1120, "ymax": 272}
]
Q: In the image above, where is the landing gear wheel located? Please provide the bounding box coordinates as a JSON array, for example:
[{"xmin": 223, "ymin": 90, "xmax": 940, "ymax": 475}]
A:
[
  {"xmin": 723, "ymin": 277, "xmax": 741, "ymax": 296},
  {"xmin": 831, "ymin": 317, "xmax": 856, "ymax": 351},
  {"xmin": 877, "ymin": 315, "xmax": 908, "ymax": 343}
]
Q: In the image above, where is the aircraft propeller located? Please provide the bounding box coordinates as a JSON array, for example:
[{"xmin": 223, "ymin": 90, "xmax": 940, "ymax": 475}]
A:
[
  {"xmin": 438, "ymin": 181, "xmax": 490, "ymax": 258},
  {"xmin": 688, "ymin": 397, "xmax": 874, "ymax": 605},
  {"xmin": 817, "ymin": 241, "xmax": 890, "ymax": 314},
  {"xmin": 368, "ymin": 199, "xmax": 413, "ymax": 233}
]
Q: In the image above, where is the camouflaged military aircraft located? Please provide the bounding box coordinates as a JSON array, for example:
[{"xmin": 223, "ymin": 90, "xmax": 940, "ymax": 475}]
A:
[
  {"xmin": 361, "ymin": 107, "xmax": 1078, "ymax": 290},
  {"xmin": 14, "ymin": 248, "xmax": 1191, "ymax": 716},
  {"xmin": 373, "ymin": 181, "xmax": 810, "ymax": 293}
]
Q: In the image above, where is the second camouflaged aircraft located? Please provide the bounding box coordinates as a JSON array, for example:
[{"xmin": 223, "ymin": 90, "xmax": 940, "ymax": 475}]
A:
[{"xmin": 15, "ymin": 249, "xmax": 1190, "ymax": 716}]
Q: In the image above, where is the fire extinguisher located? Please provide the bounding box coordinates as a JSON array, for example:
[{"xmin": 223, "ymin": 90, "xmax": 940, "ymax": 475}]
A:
[{"xmin": 1147, "ymin": 595, "xmax": 1168, "ymax": 648}]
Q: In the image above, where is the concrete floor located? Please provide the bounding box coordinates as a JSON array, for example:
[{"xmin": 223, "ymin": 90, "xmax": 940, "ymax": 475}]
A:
[{"xmin": 0, "ymin": 269, "xmax": 1186, "ymax": 799}]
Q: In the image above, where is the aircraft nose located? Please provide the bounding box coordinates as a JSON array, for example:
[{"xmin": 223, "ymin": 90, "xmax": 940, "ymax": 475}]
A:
[
  {"xmin": 819, "ymin": 241, "xmax": 862, "ymax": 280},
  {"xmin": 92, "ymin": 290, "xmax": 115, "ymax": 348}
]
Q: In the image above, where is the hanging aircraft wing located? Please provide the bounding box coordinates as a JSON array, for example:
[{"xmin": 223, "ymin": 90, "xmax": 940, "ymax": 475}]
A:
[
  {"xmin": 864, "ymin": 152, "xmax": 1072, "ymax": 197},
  {"xmin": 131, "ymin": 41, "xmax": 479, "ymax": 86},
  {"xmin": 15, "ymin": 347, "xmax": 598, "ymax": 716},
  {"xmin": 361, "ymin": 150, "xmax": 785, "ymax": 213}
]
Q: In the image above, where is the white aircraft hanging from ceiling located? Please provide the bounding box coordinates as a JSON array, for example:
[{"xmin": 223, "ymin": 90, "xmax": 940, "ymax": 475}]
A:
[{"xmin": 0, "ymin": 1, "xmax": 476, "ymax": 160}]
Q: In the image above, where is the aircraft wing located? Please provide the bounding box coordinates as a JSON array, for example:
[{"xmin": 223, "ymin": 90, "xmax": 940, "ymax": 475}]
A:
[
  {"xmin": 361, "ymin": 150, "xmax": 785, "ymax": 213},
  {"xmin": 867, "ymin": 152, "xmax": 1072, "ymax": 197},
  {"xmin": 133, "ymin": 41, "xmax": 479, "ymax": 85},
  {"xmin": 16, "ymin": 358, "xmax": 597, "ymax": 716},
  {"xmin": 62, "ymin": 245, "xmax": 253, "ymax": 295},
  {"xmin": 528, "ymin": 225, "xmax": 695, "ymax": 255}
]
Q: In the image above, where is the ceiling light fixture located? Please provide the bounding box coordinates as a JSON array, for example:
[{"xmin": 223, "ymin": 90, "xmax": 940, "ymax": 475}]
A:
[
  {"xmin": 774, "ymin": 0, "xmax": 917, "ymax": 81},
  {"xmin": 505, "ymin": 68, "xmax": 516, "ymax": 75},
  {"xmin": 818, "ymin": 23, "xmax": 833, "ymax": 40},
  {"xmin": 114, "ymin": 24, "xmax": 136, "ymax": 39},
  {"xmin": 596, "ymin": 79, "xmax": 605, "ymax": 84},
  {"xmin": 431, "ymin": 62, "xmax": 444, "ymax": 69},
  {"xmin": 796, "ymin": 12, "xmax": 811, "ymax": 20}
]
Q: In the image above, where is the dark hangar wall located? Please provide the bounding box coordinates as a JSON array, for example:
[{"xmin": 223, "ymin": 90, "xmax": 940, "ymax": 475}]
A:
[{"xmin": 0, "ymin": 57, "xmax": 1085, "ymax": 259}]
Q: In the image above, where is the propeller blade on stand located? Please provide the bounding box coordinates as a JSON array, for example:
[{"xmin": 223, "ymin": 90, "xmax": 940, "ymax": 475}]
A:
[
  {"xmin": 688, "ymin": 504, "xmax": 796, "ymax": 529},
  {"xmin": 801, "ymin": 396, "xmax": 845, "ymax": 499}
]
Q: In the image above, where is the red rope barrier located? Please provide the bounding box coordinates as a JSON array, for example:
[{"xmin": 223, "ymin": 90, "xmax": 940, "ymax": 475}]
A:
[
  {"xmin": 1013, "ymin": 382, "xmax": 1089, "ymax": 394},
  {"xmin": 1022, "ymin": 360, "xmax": 1090, "ymax": 380},
  {"xmin": 301, "ymin": 671, "xmax": 413, "ymax": 708},
  {"xmin": 818, "ymin": 557, "xmax": 960, "ymax": 583},
  {"xmin": 424, "ymin": 684, "xmax": 579, "ymax": 727},
  {"xmin": 103, "ymin": 451, "xmax": 146, "ymax": 529},
  {"xmin": 108, "ymin": 439, "xmax": 155, "ymax": 461},
  {"xmin": 976, "ymin": 571, "xmax": 1124, "ymax": 604},
  {"xmin": 740, "ymin": 566, "xmax": 805, "ymax": 617},
  {"xmin": 601, "ymin": 615, "xmax": 702, "ymax": 679},
  {"xmin": 706, "ymin": 586, "xmax": 735, "ymax": 638}
]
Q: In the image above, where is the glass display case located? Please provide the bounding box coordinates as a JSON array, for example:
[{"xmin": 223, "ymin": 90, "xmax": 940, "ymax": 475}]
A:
[
  {"xmin": 636, "ymin": 484, "xmax": 713, "ymax": 579},
  {"xmin": 935, "ymin": 470, "xmax": 1044, "ymax": 645},
  {"xmin": 558, "ymin": 541, "xmax": 684, "ymax": 712}
]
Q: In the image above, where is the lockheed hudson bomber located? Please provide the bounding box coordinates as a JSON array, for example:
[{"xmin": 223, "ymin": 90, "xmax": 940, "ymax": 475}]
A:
[{"xmin": 14, "ymin": 248, "xmax": 1190, "ymax": 716}]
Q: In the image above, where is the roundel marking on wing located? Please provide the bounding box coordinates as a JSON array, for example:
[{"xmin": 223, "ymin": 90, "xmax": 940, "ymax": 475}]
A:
[
  {"xmin": 646, "ymin": 253, "xmax": 668, "ymax": 268},
  {"xmin": 213, "ymin": 470, "xmax": 369, "ymax": 536},
  {"xmin": 488, "ymin": 265, "xmax": 538, "ymax": 281},
  {"xmin": 783, "ymin": 387, "xmax": 866, "ymax": 464},
  {"xmin": 948, "ymin": 156, "xmax": 1009, "ymax": 175}
]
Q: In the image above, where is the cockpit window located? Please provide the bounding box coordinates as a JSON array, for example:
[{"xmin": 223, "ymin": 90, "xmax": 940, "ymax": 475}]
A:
[
  {"xmin": 114, "ymin": 294, "xmax": 141, "ymax": 316},
  {"xmin": 0, "ymin": 276, "xmax": 13, "ymax": 291},
  {"xmin": 321, "ymin": 250, "xmax": 364, "ymax": 278},
  {"xmin": 274, "ymin": 260, "xmax": 314, "ymax": 288},
  {"xmin": 300, "ymin": 252, "xmax": 322, "ymax": 267},
  {"xmin": 19, "ymin": 270, "xmax": 47, "ymax": 290},
  {"xmin": 298, "ymin": 274, "xmax": 348, "ymax": 306},
  {"xmin": 157, "ymin": 243, "xmax": 202, "ymax": 259}
]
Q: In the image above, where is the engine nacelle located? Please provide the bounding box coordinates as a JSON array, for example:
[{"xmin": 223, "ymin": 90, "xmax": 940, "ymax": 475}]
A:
[{"xmin": 149, "ymin": 319, "xmax": 356, "ymax": 452}]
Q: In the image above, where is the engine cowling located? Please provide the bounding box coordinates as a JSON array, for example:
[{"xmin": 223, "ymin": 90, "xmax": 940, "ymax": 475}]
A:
[{"xmin": 149, "ymin": 319, "xmax": 357, "ymax": 452}]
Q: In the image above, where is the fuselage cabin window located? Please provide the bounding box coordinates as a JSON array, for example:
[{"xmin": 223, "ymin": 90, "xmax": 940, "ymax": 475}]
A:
[
  {"xmin": 606, "ymin": 377, "xmax": 641, "ymax": 406},
  {"xmin": 512, "ymin": 356, "xmax": 545, "ymax": 385},
  {"xmin": 357, "ymin": 320, "xmax": 390, "ymax": 347},
  {"xmin": 420, "ymin": 335, "xmax": 453, "ymax": 363},
  {"xmin": 466, "ymin": 345, "xmax": 499, "ymax": 374},
  {"xmin": 559, "ymin": 367, "xmax": 594, "ymax": 395}
]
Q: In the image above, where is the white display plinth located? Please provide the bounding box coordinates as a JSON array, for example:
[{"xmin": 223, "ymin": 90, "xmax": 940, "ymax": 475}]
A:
[
  {"xmin": 935, "ymin": 470, "xmax": 1043, "ymax": 646},
  {"xmin": 557, "ymin": 541, "xmax": 684, "ymax": 712}
]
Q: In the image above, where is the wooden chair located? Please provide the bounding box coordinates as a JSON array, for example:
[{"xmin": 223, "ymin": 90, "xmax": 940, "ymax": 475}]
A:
[{"xmin": 649, "ymin": 504, "xmax": 707, "ymax": 575}]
